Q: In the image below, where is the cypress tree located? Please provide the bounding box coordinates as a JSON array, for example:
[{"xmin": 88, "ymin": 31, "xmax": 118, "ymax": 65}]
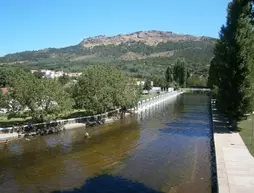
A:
[
  {"xmin": 173, "ymin": 58, "xmax": 188, "ymax": 87},
  {"xmin": 165, "ymin": 66, "xmax": 173, "ymax": 88},
  {"xmin": 213, "ymin": 0, "xmax": 254, "ymax": 120}
]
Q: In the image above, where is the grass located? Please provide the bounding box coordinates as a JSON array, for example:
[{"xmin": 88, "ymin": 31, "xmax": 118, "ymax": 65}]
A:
[
  {"xmin": 0, "ymin": 116, "xmax": 31, "ymax": 128},
  {"xmin": 139, "ymin": 93, "xmax": 159, "ymax": 100},
  {"xmin": 238, "ymin": 115, "xmax": 254, "ymax": 157},
  {"xmin": 0, "ymin": 109, "xmax": 90, "ymax": 128}
]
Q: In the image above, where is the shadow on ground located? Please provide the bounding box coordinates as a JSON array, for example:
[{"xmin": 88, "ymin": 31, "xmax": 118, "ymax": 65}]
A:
[
  {"xmin": 52, "ymin": 174, "xmax": 162, "ymax": 193},
  {"xmin": 211, "ymin": 104, "xmax": 241, "ymax": 134}
]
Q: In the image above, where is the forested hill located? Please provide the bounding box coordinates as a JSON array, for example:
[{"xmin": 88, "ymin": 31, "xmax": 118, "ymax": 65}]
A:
[{"xmin": 0, "ymin": 30, "xmax": 216, "ymax": 77}]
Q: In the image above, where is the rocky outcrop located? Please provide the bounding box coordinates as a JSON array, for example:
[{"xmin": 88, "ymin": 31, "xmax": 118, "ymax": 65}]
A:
[{"xmin": 80, "ymin": 30, "xmax": 210, "ymax": 47}]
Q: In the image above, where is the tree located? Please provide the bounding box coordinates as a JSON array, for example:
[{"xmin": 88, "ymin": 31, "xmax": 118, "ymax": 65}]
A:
[
  {"xmin": 0, "ymin": 90, "xmax": 7, "ymax": 109},
  {"xmin": 73, "ymin": 65, "xmax": 139, "ymax": 113},
  {"xmin": 207, "ymin": 57, "xmax": 220, "ymax": 88},
  {"xmin": 151, "ymin": 76, "xmax": 166, "ymax": 89},
  {"xmin": 165, "ymin": 66, "xmax": 173, "ymax": 88},
  {"xmin": 173, "ymin": 58, "xmax": 188, "ymax": 87},
  {"xmin": 33, "ymin": 71, "xmax": 43, "ymax": 79},
  {"xmin": 211, "ymin": 0, "xmax": 254, "ymax": 120},
  {"xmin": 143, "ymin": 79, "xmax": 152, "ymax": 91},
  {"xmin": 0, "ymin": 67, "xmax": 27, "ymax": 87},
  {"xmin": 58, "ymin": 74, "xmax": 71, "ymax": 85},
  {"xmin": 9, "ymin": 74, "xmax": 73, "ymax": 122},
  {"xmin": 187, "ymin": 75, "xmax": 207, "ymax": 88}
]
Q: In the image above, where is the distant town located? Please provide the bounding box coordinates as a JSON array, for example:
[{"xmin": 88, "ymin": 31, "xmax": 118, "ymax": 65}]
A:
[{"xmin": 30, "ymin": 69, "xmax": 82, "ymax": 79}]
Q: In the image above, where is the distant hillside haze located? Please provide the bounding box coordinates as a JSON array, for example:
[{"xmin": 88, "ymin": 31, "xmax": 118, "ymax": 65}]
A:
[{"xmin": 0, "ymin": 30, "xmax": 216, "ymax": 77}]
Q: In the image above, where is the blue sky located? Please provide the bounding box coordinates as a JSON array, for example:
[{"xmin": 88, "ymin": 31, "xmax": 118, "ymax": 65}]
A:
[{"xmin": 1, "ymin": 0, "xmax": 231, "ymax": 56}]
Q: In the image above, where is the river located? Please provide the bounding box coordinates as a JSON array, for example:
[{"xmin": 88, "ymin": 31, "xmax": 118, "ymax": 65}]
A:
[{"xmin": 0, "ymin": 93, "xmax": 213, "ymax": 193}]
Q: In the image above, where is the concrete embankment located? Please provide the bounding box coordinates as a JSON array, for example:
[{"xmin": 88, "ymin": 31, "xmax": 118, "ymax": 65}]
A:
[
  {"xmin": 211, "ymin": 100, "xmax": 254, "ymax": 193},
  {"xmin": 135, "ymin": 91, "xmax": 182, "ymax": 112}
]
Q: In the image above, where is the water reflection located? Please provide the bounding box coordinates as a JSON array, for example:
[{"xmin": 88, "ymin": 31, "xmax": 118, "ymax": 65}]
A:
[
  {"xmin": 0, "ymin": 120, "xmax": 141, "ymax": 193},
  {"xmin": 0, "ymin": 93, "xmax": 212, "ymax": 193}
]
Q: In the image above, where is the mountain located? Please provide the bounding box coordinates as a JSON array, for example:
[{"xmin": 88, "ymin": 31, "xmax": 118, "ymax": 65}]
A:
[
  {"xmin": 80, "ymin": 30, "xmax": 210, "ymax": 47},
  {"xmin": 0, "ymin": 30, "xmax": 216, "ymax": 78}
]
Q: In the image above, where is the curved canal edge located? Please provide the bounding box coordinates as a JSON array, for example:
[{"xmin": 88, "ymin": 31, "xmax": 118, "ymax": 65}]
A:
[{"xmin": 211, "ymin": 99, "xmax": 254, "ymax": 193}]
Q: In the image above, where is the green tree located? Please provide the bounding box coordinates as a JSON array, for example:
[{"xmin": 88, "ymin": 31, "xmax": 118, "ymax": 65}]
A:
[
  {"xmin": 207, "ymin": 57, "xmax": 220, "ymax": 88},
  {"xmin": 173, "ymin": 58, "xmax": 188, "ymax": 87},
  {"xmin": 165, "ymin": 66, "xmax": 173, "ymax": 88},
  {"xmin": 143, "ymin": 79, "xmax": 152, "ymax": 91},
  {"xmin": 58, "ymin": 74, "xmax": 71, "ymax": 85},
  {"xmin": 9, "ymin": 74, "xmax": 73, "ymax": 122},
  {"xmin": 187, "ymin": 75, "xmax": 207, "ymax": 87},
  {"xmin": 33, "ymin": 71, "xmax": 42, "ymax": 79},
  {"xmin": 151, "ymin": 76, "xmax": 166, "ymax": 89},
  {"xmin": 212, "ymin": 0, "xmax": 254, "ymax": 120},
  {"xmin": 0, "ymin": 67, "xmax": 28, "ymax": 87},
  {"xmin": 0, "ymin": 90, "xmax": 7, "ymax": 109},
  {"xmin": 73, "ymin": 65, "xmax": 139, "ymax": 113}
]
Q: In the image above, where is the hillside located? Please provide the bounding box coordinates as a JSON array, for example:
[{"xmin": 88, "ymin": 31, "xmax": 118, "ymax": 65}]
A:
[{"xmin": 0, "ymin": 30, "xmax": 216, "ymax": 77}]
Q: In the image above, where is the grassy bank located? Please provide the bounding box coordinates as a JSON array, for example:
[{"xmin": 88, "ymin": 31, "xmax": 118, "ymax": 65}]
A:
[
  {"xmin": 0, "ymin": 116, "xmax": 31, "ymax": 128},
  {"xmin": 0, "ymin": 109, "xmax": 89, "ymax": 128},
  {"xmin": 238, "ymin": 116, "xmax": 254, "ymax": 157},
  {"xmin": 139, "ymin": 93, "xmax": 159, "ymax": 100}
]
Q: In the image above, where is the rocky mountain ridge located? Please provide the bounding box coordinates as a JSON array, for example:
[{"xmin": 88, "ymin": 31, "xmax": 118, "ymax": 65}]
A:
[{"xmin": 80, "ymin": 30, "xmax": 211, "ymax": 47}]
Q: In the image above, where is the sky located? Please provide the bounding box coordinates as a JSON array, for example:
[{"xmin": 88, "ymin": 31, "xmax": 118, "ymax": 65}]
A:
[{"xmin": 0, "ymin": 0, "xmax": 231, "ymax": 56}]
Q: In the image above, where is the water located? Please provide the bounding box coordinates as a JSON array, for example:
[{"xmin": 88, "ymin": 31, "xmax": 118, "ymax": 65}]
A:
[{"xmin": 0, "ymin": 93, "xmax": 212, "ymax": 193}]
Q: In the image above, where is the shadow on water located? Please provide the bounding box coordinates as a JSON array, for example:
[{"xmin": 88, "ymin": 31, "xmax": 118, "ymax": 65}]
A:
[{"xmin": 52, "ymin": 174, "xmax": 162, "ymax": 193}]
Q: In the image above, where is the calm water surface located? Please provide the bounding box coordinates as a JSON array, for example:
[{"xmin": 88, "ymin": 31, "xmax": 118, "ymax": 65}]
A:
[{"xmin": 0, "ymin": 93, "xmax": 212, "ymax": 193}]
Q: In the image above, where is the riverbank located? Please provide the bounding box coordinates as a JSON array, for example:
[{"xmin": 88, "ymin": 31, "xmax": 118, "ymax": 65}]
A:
[
  {"xmin": 211, "ymin": 100, "xmax": 254, "ymax": 193},
  {"xmin": 238, "ymin": 116, "xmax": 254, "ymax": 157},
  {"xmin": 0, "ymin": 91, "xmax": 182, "ymax": 142}
]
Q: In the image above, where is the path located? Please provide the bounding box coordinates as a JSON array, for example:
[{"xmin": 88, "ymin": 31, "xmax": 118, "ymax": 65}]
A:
[{"xmin": 212, "ymin": 101, "xmax": 254, "ymax": 193}]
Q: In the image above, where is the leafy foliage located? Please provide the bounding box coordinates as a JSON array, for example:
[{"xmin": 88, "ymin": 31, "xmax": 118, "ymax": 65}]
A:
[
  {"xmin": 73, "ymin": 65, "xmax": 140, "ymax": 113},
  {"xmin": 165, "ymin": 66, "xmax": 173, "ymax": 87},
  {"xmin": 173, "ymin": 58, "xmax": 188, "ymax": 87},
  {"xmin": 143, "ymin": 79, "xmax": 152, "ymax": 91},
  {"xmin": 9, "ymin": 73, "xmax": 73, "ymax": 122},
  {"xmin": 0, "ymin": 90, "xmax": 7, "ymax": 108},
  {"xmin": 0, "ymin": 67, "xmax": 28, "ymax": 87},
  {"xmin": 208, "ymin": 0, "xmax": 254, "ymax": 120},
  {"xmin": 58, "ymin": 74, "xmax": 71, "ymax": 85},
  {"xmin": 186, "ymin": 75, "xmax": 207, "ymax": 88}
]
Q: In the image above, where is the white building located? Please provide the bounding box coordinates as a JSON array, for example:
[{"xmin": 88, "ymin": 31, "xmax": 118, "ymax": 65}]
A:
[
  {"xmin": 40, "ymin": 70, "xmax": 64, "ymax": 79},
  {"xmin": 137, "ymin": 81, "xmax": 153, "ymax": 87}
]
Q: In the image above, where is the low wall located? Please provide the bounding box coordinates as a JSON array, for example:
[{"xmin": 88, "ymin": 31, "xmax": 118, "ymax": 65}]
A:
[
  {"xmin": 0, "ymin": 109, "xmax": 122, "ymax": 139},
  {"xmin": 135, "ymin": 91, "xmax": 182, "ymax": 112}
]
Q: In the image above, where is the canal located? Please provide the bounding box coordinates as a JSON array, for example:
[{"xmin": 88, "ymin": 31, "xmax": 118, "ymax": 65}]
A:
[{"xmin": 0, "ymin": 93, "xmax": 212, "ymax": 193}]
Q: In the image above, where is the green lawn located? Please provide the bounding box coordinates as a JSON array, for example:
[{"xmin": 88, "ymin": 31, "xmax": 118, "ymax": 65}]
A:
[
  {"xmin": 0, "ymin": 116, "xmax": 31, "ymax": 128},
  {"xmin": 139, "ymin": 93, "xmax": 159, "ymax": 100},
  {"xmin": 0, "ymin": 109, "xmax": 90, "ymax": 128},
  {"xmin": 238, "ymin": 116, "xmax": 254, "ymax": 157}
]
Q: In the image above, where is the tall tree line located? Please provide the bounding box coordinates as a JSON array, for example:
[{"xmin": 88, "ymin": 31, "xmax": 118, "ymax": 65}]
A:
[
  {"xmin": 208, "ymin": 0, "xmax": 254, "ymax": 121},
  {"xmin": 165, "ymin": 58, "xmax": 188, "ymax": 88}
]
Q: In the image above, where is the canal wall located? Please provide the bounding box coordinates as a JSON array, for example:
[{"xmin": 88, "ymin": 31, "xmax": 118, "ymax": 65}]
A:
[
  {"xmin": 0, "ymin": 109, "xmax": 122, "ymax": 140},
  {"xmin": 211, "ymin": 99, "xmax": 254, "ymax": 193},
  {"xmin": 135, "ymin": 90, "xmax": 183, "ymax": 112}
]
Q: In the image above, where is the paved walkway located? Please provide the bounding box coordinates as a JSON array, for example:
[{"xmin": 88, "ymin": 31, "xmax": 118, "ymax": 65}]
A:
[{"xmin": 212, "ymin": 102, "xmax": 254, "ymax": 193}]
